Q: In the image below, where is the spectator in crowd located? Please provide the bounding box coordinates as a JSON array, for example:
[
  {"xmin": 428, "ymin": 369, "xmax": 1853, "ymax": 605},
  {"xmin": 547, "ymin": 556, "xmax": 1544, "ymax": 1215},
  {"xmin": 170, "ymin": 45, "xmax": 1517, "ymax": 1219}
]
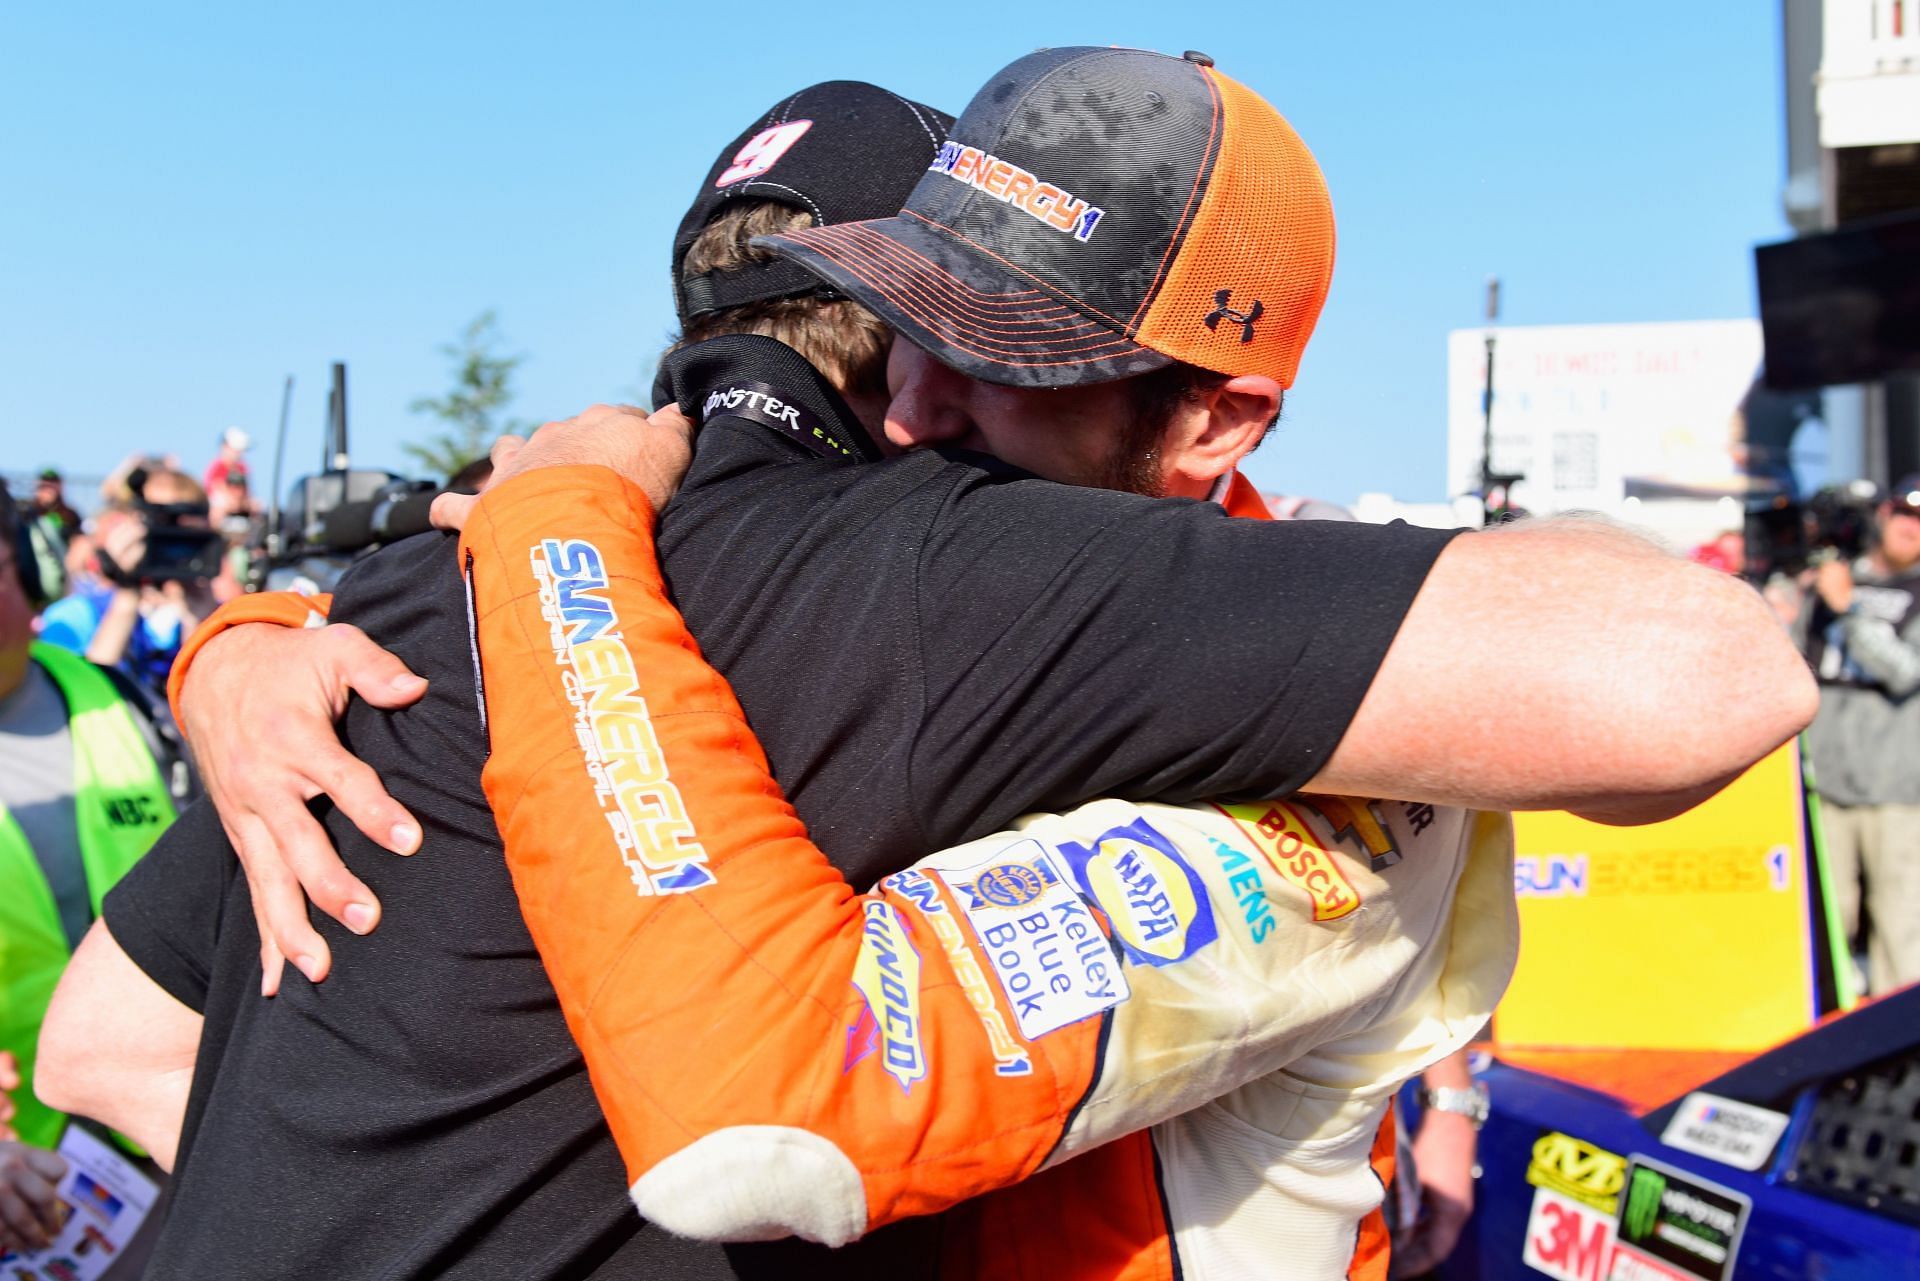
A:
[
  {"xmin": 207, "ymin": 470, "xmax": 259, "ymax": 601},
  {"xmin": 1, "ymin": 1049, "xmax": 71, "ymax": 1256},
  {"xmin": 0, "ymin": 482, "xmax": 182, "ymax": 1267},
  {"xmin": 39, "ymin": 460, "xmax": 218, "ymax": 702},
  {"xmin": 201, "ymin": 427, "xmax": 250, "ymax": 496},
  {"xmin": 22, "ymin": 469, "xmax": 81, "ymax": 603},
  {"xmin": 30, "ymin": 469, "xmax": 81, "ymax": 537},
  {"xmin": 207, "ymin": 463, "xmax": 256, "ymax": 528},
  {"xmin": 1802, "ymin": 473, "xmax": 1920, "ymax": 992}
]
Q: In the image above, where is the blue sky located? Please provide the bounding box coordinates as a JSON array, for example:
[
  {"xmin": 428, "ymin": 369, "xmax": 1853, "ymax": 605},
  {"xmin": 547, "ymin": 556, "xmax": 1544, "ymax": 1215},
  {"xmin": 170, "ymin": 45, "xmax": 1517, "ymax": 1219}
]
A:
[{"xmin": 1, "ymin": 2, "xmax": 1788, "ymax": 506}]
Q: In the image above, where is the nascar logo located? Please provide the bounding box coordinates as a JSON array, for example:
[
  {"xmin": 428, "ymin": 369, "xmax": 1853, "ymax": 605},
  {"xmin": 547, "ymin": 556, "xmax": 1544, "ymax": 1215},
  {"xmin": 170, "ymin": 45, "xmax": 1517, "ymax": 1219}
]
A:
[
  {"xmin": 928, "ymin": 141, "xmax": 1106, "ymax": 242},
  {"xmin": 849, "ymin": 901, "xmax": 927, "ymax": 1093}
]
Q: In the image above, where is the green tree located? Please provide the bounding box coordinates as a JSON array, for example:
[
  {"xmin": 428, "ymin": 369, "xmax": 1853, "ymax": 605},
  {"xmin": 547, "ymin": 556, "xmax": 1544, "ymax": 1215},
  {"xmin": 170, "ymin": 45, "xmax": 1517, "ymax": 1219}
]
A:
[{"xmin": 404, "ymin": 310, "xmax": 531, "ymax": 480}]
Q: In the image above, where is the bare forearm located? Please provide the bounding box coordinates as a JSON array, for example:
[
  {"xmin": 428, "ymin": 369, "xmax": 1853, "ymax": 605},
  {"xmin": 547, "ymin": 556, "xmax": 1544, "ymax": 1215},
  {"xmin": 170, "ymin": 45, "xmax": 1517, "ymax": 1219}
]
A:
[
  {"xmin": 1309, "ymin": 516, "xmax": 1817, "ymax": 822},
  {"xmin": 84, "ymin": 591, "xmax": 140, "ymax": 667}
]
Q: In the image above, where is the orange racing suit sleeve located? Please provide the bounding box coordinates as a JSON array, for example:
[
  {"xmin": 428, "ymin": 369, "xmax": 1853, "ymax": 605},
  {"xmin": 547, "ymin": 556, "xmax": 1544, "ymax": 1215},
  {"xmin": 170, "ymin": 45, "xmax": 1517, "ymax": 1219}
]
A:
[
  {"xmin": 460, "ymin": 465, "xmax": 1109, "ymax": 1244},
  {"xmin": 459, "ymin": 465, "xmax": 1514, "ymax": 1249},
  {"xmin": 166, "ymin": 591, "xmax": 333, "ymax": 733}
]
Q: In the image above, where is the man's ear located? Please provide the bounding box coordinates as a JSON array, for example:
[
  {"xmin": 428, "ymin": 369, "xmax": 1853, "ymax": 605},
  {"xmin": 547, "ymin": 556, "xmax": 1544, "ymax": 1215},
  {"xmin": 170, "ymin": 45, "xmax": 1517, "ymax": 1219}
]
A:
[{"xmin": 1160, "ymin": 375, "xmax": 1282, "ymax": 496}]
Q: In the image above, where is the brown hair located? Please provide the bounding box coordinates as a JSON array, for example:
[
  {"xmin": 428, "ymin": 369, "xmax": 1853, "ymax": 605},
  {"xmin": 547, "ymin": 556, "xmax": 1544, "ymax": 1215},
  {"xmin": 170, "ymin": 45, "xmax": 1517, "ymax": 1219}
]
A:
[{"xmin": 672, "ymin": 202, "xmax": 891, "ymax": 405}]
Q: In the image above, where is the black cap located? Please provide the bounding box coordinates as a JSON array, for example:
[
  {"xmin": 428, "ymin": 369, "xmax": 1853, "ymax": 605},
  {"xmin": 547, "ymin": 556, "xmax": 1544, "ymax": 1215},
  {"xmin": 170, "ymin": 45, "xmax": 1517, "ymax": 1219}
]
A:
[{"xmin": 671, "ymin": 82, "xmax": 954, "ymax": 325}]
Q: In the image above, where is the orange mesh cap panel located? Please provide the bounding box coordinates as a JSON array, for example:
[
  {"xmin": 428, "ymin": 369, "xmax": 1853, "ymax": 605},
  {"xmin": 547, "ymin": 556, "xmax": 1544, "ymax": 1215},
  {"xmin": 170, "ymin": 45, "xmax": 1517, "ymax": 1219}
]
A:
[{"xmin": 1135, "ymin": 69, "xmax": 1336, "ymax": 388}]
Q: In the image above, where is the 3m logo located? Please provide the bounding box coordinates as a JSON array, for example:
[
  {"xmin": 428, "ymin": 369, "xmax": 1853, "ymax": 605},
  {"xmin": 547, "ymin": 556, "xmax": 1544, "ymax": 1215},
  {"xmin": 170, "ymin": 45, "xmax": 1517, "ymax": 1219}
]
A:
[
  {"xmin": 716, "ymin": 120, "xmax": 812, "ymax": 187},
  {"xmin": 1522, "ymin": 1189, "xmax": 1616, "ymax": 1281},
  {"xmin": 1212, "ymin": 801, "xmax": 1360, "ymax": 922},
  {"xmin": 1526, "ymin": 1131, "xmax": 1627, "ymax": 1214}
]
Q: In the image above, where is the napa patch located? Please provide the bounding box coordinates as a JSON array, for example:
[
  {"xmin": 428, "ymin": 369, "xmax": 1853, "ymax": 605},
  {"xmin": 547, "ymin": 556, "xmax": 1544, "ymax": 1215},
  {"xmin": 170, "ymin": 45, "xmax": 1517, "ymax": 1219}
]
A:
[{"xmin": 1053, "ymin": 817, "xmax": 1218, "ymax": 967}]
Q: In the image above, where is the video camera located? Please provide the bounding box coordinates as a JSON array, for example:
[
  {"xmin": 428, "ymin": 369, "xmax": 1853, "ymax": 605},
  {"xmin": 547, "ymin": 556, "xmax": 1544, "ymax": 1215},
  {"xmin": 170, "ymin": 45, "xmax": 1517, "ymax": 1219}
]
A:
[
  {"xmin": 102, "ymin": 464, "xmax": 228, "ymax": 586},
  {"xmin": 1745, "ymin": 479, "xmax": 1880, "ymax": 579}
]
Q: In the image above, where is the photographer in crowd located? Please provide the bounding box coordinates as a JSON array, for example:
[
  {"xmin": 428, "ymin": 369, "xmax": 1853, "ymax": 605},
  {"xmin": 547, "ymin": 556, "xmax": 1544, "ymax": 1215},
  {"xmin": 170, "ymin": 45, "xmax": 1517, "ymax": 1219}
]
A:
[
  {"xmin": 39, "ymin": 458, "xmax": 221, "ymax": 703},
  {"xmin": 1802, "ymin": 473, "xmax": 1920, "ymax": 993}
]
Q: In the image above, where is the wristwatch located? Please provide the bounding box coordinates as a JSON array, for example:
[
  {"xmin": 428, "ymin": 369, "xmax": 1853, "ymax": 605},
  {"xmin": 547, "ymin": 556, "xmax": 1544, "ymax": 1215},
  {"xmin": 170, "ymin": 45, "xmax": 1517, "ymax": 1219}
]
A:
[{"xmin": 1418, "ymin": 1082, "xmax": 1490, "ymax": 1130}]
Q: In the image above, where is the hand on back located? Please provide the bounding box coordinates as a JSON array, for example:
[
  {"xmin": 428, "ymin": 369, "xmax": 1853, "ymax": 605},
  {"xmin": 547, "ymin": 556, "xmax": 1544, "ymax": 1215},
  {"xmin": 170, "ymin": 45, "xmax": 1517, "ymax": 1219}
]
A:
[
  {"xmin": 429, "ymin": 403, "xmax": 693, "ymax": 534},
  {"xmin": 182, "ymin": 406, "xmax": 694, "ymax": 991}
]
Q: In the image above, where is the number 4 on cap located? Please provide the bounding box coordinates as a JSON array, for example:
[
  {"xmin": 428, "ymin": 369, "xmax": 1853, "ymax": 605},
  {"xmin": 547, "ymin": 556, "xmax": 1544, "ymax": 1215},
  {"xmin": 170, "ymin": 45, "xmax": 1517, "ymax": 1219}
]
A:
[{"xmin": 716, "ymin": 120, "xmax": 813, "ymax": 188}]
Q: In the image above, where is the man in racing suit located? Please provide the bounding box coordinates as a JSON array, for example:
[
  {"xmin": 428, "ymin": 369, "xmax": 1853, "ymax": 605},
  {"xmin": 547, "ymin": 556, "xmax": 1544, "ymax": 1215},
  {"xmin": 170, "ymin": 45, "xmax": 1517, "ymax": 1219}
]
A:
[{"xmin": 445, "ymin": 376, "xmax": 1517, "ymax": 1279}]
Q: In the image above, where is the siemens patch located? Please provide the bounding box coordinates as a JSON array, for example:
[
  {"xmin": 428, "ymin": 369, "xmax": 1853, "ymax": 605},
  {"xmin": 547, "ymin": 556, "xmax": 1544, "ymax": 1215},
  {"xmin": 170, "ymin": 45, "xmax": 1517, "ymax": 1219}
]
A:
[{"xmin": 1204, "ymin": 836, "xmax": 1277, "ymax": 944}]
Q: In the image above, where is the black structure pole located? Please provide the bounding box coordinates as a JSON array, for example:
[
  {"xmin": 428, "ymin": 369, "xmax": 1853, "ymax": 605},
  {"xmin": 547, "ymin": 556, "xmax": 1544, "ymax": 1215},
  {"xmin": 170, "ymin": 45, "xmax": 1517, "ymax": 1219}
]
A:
[
  {"xmin": 1479, "ymin": 276, "xmax": 1524, "ymax": 525},
  {"xmin": 329, "ymin": 362, "xmax": 350, "ymax": 471}
]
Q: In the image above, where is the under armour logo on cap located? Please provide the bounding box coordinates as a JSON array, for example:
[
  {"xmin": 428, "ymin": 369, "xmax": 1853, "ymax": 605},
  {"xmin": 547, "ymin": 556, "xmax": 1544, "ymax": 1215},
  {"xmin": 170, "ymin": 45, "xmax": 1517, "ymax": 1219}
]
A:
[{"xmin": 1204, "ymin": 289, "xmax": 1264, "ymax": 344}]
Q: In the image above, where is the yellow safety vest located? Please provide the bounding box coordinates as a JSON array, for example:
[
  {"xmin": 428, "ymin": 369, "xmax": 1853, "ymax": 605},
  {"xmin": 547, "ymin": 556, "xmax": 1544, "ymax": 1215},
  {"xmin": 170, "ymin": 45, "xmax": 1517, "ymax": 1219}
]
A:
[{"xmin": 0, "ymin": 642, "xmax": 174, "ymax": 1148}]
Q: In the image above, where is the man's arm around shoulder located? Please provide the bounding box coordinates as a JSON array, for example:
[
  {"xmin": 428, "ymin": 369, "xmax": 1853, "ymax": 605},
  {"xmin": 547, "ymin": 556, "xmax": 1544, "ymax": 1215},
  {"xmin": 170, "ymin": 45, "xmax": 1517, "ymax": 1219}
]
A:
[{"xmin": 1309, "ymin": 515, "xmax": 1818, "ymax": 823}]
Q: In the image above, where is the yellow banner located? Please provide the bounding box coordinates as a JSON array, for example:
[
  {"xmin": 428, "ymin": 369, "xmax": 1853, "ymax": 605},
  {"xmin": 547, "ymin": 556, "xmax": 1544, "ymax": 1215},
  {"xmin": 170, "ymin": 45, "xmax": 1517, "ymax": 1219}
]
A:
[{"xmin": 1495, "ymin": 743, "xmax": 1816, "ymax": 1051}]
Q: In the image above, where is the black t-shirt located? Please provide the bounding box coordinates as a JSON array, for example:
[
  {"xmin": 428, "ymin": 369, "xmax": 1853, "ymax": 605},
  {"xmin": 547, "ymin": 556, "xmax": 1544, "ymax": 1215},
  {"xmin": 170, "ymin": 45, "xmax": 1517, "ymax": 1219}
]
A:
[{"xmin": 106, "ymin": 340, "xmax": 1457, "ymax": 1278}]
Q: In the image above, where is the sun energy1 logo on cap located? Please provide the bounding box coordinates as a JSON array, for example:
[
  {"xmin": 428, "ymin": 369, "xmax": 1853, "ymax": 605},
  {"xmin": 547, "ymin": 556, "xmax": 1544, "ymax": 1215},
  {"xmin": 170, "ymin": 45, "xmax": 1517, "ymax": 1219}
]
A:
[{"xmin": 759, "ymin": 46, "xmax": 1336, "ymax": 390}]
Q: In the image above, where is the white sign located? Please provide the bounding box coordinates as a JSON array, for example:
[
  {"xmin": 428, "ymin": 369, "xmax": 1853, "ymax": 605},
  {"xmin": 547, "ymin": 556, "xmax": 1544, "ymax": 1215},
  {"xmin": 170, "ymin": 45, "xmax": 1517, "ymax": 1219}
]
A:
[
  {"xmin": 0, "ymin": 1126, "xmax": 159, "ymax": 1280},
  {"xmin": 931, "ymin": 838, "xmax": 1129, "ymax": 1039},
  {"xmin": 1522, "ymin": 1186, "xmax": 1617, "ymax": 1281},
  {"xmin": 1660, "ymin": 1092, "xmax": 1790, "ymax": 1172},
  {"xmin": 1447, "ymin": 319, "xmax": 1764, "ymax": 519}
]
